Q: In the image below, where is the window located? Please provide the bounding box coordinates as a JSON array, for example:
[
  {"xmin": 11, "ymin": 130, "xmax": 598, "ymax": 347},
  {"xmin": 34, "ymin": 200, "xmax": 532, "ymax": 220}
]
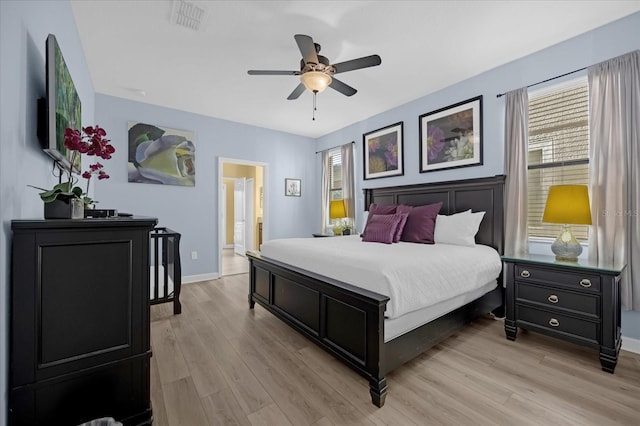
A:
[
  {"xmin": 527, "ymin": 79, "xmax": 589, "ymax": 241},
  {"xmin": 328, "ymin": 148, "xmax": 343, "ymax": 201},
  {"xmin": 328, "ymin": 148, "xmax": 343, "ymax": 226}
]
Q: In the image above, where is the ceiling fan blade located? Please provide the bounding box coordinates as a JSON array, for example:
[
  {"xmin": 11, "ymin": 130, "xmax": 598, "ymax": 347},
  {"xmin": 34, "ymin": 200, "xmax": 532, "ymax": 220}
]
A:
[
  {"xmin": 294, "ymin": 34, "xmax": 319, "ymax": 65},
  {"xmin": 248, "ymin": 70, "xmax": 299, "ymax": 76},
  {"xmin": 332, "ymin": 55, "xmax": 381, "ymax": 74},
  {"xmin": 287, "ymin": 83, "xmax": 306, "ymax": 100},
  {"xmin": 329, "ymin": 77, "xmax": 357, "ymax": 97}
]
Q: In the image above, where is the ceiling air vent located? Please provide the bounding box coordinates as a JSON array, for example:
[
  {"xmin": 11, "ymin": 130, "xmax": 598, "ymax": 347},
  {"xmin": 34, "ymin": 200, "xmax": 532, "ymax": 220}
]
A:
[{"xmin": 171, "ymin": 0, "xmax": 208, "ymax": 31}]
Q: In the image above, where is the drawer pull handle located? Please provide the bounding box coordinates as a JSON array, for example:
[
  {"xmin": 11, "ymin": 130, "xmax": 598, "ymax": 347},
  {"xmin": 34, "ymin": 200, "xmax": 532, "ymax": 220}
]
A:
[
  {"xmin": 580, "ymin": 279, "xmax": 592, "ymax": 288},
  {"xmin": 548, "ymin": 295, "xmax": 559, "ymax": 303},
  {"xmin": 520, "ymin": 270, "xmax": 530, "ymax": 278},
  {"xmin": 549, "ymin": 318, "xmax": 560, "ymax": 327}
]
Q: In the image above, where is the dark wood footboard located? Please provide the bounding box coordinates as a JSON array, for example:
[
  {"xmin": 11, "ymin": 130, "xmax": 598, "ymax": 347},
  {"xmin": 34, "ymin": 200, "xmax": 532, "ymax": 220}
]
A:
[
  {"xmin": 248, "ymin": 252, "xmax": 391, "ymax": 406},
  {"xmin": 248, "ymin": 175, "xmax": 505, "ymax": 407}
]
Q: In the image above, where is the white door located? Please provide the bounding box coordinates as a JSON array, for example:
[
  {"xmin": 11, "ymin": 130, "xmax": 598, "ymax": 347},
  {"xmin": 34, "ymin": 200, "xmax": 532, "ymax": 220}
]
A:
[
  {"xmin": 234, "ymin": 179, "xmax": 246, "ymax": 255},
  {"xmin": 245, "ymin": 178, "xmax": 255, "ymax": 252},
  {"xmin": 221, "ymin": 183, "xmax": 227, "ymax": 249}
]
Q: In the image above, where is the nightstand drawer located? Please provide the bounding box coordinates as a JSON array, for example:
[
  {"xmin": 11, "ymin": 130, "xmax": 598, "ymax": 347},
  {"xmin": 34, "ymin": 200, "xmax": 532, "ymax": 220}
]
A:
[
  {"xmin": 517, "ymin": 305, "xmax": 598, "ymax": 343},
  {"xmin": 515, "ymin": 265, "xmax": 601, "ymax": 292},
  {"xmin": 516, "ymin": 282, "xmax": 599, "ymax": 317}
]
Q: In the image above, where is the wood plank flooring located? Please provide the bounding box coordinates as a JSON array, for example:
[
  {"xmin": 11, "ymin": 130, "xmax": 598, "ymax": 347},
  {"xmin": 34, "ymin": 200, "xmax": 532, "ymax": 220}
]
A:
[{"xmin": 150, "ymin": 274, "xmax": 640, "ymax": 425}]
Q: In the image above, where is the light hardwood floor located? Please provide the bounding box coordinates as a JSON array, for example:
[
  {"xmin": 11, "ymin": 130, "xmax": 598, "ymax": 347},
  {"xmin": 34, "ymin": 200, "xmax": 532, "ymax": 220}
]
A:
[
  {"xmin": 221, "ymin": 248, "xmax": 249, "ymax": 276},
  {"xmin": 150, "ymin": 274, "xmax": 640, "ymax": 425}
]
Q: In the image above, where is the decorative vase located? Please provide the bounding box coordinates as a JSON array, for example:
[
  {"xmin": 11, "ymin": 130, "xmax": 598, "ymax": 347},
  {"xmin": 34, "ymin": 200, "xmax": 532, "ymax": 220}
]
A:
[{"xmin": 44, "ymin": 197, "xmax": 84, "ymax": 219}]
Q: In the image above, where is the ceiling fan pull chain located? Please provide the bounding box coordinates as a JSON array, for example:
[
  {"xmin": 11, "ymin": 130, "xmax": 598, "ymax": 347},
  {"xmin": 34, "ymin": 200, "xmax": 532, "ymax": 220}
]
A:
[{"xmin": 312, "ymin": 90, "xmax": 317, "ymax": 120}]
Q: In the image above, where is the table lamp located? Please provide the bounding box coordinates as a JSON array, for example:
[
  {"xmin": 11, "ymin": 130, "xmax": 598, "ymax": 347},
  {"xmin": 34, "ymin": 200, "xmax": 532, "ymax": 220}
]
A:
[
  {"xmin": 542, "ymin": 185, "xmax": 592, "ymax": 261},
  {"xmin": 329, "ymin": 199, "xmax": 347, "ymax": 235}
]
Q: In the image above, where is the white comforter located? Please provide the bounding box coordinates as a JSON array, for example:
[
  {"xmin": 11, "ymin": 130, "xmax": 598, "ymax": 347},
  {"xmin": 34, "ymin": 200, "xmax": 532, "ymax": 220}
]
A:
[{"xmin": 259, "ymin": 235, "xmax": 502, "ymax": 319}]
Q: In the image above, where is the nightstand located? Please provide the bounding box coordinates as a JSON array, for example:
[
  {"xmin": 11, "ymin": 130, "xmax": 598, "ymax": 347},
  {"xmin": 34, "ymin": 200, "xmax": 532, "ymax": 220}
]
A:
[{"xmin": 503, "ymin": 253, "xmax": 625, "ymax": 373}]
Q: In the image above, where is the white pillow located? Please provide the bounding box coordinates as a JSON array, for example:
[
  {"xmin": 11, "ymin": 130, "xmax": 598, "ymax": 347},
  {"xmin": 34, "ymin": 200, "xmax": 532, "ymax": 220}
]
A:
[
  {"xmin": 360, "ymin": 211, "xmax": 369, "ymax": 233},
  {"xmin": 434, "ymin": 210, "xmax": 485, "ymax": 246}
]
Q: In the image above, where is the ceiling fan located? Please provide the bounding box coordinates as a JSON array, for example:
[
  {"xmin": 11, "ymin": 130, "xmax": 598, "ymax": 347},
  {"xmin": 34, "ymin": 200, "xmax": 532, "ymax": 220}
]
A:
[{"xmin": 248, "ymin": 34, "xmax": 382, "ymax": 101}]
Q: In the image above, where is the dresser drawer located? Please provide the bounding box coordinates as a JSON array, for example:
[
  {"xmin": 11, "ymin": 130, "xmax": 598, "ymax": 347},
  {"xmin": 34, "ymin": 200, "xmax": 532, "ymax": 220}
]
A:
[
  {"xmin": 516, "ymin": 282, "xmax": 600, "ymax": 317},
  {"xmin": 515, "ymin": 265, "xmax": 601, "ymax": 292},
  {"xmin": 517, "ymin": 305, "xmax": 598, "ymax": 343}
]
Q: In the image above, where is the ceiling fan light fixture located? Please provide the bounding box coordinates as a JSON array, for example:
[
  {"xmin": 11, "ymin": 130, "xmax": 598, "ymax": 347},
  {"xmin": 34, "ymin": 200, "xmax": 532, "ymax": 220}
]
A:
[{"xmin": 301, "ymin": 71, "xmax": 332, "ymax": 93}]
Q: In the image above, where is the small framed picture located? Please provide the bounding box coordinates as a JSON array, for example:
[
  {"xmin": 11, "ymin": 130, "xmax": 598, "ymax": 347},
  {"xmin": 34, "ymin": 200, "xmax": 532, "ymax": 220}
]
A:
[
  {"xmin": 285, "ymin": 178, "xmax": 301, "ymax": 197},
  {"xmin": 419, "ymin": 95, "xmax": 483, "ymax": 173},
  {"xmin": 363, "ymin": 122, "xmax": 404, "ymax": 180}
]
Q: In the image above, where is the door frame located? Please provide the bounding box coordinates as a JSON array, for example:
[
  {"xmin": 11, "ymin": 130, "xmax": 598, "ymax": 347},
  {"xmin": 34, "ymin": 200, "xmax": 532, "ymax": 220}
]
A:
[{"xmin": 218, "ymin": 157, "xmax": 268, "ymax": 278}]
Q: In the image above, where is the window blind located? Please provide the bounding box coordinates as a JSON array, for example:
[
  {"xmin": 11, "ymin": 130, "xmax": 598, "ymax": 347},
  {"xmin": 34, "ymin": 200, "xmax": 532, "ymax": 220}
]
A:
[
  {"xmin": 527, "ymin": 80, "xmax": 590, "ymax": 241},
  {"xmin": 329, "ymin": 148, "xmax": 343, "ymax": 201}
]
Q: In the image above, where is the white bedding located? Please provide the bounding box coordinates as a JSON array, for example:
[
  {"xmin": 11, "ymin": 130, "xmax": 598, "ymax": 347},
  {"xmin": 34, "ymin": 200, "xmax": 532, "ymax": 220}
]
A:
[{"xmin": 259, "ymin": 235, "xmax": 502, "ymax": 319}]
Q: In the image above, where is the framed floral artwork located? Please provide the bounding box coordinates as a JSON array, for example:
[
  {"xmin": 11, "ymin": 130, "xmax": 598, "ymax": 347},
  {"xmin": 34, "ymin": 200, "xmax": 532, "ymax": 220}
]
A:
[
  {"xmin": 419, "ymin": 96, "xmax": 482, "ymax": 173},
  {"xmin": 128, "ymin": 122, "xmax": 196, "ymax": 186},
  {"xmin": 363, "ymin": 121, "xmax": 404, "ymax": 180},
  {"xmin": 285, "ymin": 178, "xmax": 301, "ymax": 197}
]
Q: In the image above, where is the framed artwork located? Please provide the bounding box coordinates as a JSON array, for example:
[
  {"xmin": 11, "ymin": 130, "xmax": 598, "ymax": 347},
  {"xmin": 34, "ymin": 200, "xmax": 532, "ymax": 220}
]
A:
[
  {"xmin": 363, "ymin": 121, "xmax": 404, "ymax": 180},
  {"xmin": 127, "ymin": 122, "xmax": 196, "ymax": 186},
  {"xmin": 419, "ymin": 95, "xmax": 482, "ymax": 173},
  {"xmin": 285, "ymin": 178, "xmax": 301, "ymax": 197}
]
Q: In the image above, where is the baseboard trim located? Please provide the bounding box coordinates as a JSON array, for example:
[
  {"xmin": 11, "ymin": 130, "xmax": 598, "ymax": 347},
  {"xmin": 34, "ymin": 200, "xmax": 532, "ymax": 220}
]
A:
[
  {"xmin": 622, "ymin": 336, "xmax": 640, "ymax": 354},
  {"xmin": 182, "ymin": 273, "xmax": 219, "ymax": 284}
]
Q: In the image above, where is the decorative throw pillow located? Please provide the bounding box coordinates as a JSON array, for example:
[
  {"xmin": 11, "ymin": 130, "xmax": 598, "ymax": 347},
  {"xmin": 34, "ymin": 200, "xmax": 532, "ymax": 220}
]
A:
[
  {"xmin": 399, "ymin": 202, "xmax": 443, "ymax": 244},
  {"xmin": 393, "ymin": 212, "xmax": 409, "ymax": 242},
  {"xmin": 362, "ymin": 213, "xmax": 403, "ymax": 244},
  {"xmin": 362, "ymin": 203, "xmax": 397, "ymax": 236},
  {"xmin": 434, "ymin": 210, "xmax": 485, "ymax": 246}
]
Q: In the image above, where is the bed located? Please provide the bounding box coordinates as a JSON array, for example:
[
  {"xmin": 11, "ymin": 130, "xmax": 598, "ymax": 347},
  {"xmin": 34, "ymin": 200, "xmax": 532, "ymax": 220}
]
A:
[{"xmin": 247, "ymin": 175, "xmax": 505, "ymax": 407}]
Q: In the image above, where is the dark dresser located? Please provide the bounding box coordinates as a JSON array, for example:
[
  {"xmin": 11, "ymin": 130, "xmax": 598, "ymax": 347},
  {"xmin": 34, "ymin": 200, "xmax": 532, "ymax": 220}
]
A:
[
  {"xmin": 9, "ymin": 217, "xmax": 157, "ymax": 425},
  {"xmin": 503, "ymin": 253, "xmax": 624, "ymax": 373}
]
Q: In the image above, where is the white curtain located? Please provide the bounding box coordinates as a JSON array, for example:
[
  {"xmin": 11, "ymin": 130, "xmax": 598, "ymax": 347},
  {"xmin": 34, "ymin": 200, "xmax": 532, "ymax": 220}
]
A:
[
  {"xmin": 321, "ymin": 150, "xmax": 331, "ymax": 234},
  {"xmin": 341, "ymin": 142, "xmax": 356, "ymax": 228},
  {"xmin": 588, "ymin": 50, "xmax": 640, "ymax": 310},
  {"xmin": 504, "ymin": 87, "xmax": 529, "ymax": 256}
]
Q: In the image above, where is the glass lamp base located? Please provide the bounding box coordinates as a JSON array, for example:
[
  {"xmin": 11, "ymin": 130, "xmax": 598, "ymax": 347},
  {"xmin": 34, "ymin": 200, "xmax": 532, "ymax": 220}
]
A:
[{"xmin": 550, "ymin": 224, "xmax": 582, "ymax": 261}]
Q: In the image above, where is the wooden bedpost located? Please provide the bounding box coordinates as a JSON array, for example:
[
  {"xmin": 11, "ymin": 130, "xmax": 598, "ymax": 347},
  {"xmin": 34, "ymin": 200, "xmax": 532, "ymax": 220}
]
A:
[
  {"xmin": 248, "ymin": 257, "xmax": 255, "ymax": 309},
  {"xmin": 369, "ymin": 377, "xmax": 388, "ymax": 407}
]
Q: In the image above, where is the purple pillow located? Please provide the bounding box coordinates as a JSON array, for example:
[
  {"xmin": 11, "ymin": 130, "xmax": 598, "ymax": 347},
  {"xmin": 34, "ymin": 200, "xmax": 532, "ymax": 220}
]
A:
[
  {"xmin": 362, "ymin": 203, "xmax": 398, "ymax": 236},
  {"xmin": 362, "ymin": 213, "xmax": 403, "ymax": 244},
  {"xmin": 393, "ymin": 213, "xmax": 409, "ymax": 243},
  {"xmin": 399, "ymin": 202, "xmax": 443, "ymax": 244}
]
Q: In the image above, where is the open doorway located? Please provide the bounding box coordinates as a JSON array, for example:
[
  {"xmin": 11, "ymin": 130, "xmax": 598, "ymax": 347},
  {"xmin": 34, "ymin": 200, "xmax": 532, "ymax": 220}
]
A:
[{"xmin": 219, "ymin": 157, "xmax": 267, "ymax": 277}]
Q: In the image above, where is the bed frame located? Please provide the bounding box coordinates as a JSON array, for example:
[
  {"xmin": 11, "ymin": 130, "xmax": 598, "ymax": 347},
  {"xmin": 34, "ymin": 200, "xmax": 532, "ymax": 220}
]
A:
[{"xmin": 247, "ymin": 175, "xmax": 505, "ymax": 407}]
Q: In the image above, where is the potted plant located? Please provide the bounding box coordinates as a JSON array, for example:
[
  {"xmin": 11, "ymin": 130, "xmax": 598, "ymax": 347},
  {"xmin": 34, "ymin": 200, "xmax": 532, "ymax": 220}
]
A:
[
  {"xmin": 342, "ymin": 221, "xmax": 353, "ymax": 235},
  {"xmin": 30, "ymin": 126, "xmax": 114, "ymax": 218}
]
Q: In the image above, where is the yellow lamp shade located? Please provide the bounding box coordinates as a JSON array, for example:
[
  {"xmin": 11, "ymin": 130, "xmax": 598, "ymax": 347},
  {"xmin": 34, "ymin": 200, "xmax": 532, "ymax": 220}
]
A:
[
  {"xmin": 329, "ymin": 199, "xmax": 347, "ymax": 219},
  {"xmin": 542, "ymin": 185, "xmax": 592, "ymax": 225}
]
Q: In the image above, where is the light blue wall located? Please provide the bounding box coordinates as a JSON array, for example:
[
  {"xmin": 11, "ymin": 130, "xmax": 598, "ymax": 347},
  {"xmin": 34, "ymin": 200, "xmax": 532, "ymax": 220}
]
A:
[
  {"xmin": 316, "ymin": 13, "xmax": 640, "ymax": 337},
  {"xmin": 0, "ymin": 1, "xmax": 95, "ymax": 424},
  {"xmin": 95, "ymin": 95, "xmax": 318, "ymax": 278}
]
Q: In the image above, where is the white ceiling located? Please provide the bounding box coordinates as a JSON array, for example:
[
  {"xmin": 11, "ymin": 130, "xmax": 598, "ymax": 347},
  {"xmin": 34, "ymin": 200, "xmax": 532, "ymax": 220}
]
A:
[{"xmin": 70, "ymin": 1, "xmax": 640, "ymax": 139}]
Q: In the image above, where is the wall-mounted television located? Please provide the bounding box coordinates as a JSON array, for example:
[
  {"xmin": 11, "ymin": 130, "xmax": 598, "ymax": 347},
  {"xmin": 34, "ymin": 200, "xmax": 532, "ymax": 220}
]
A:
[{"xmin": 37, "ymin": 34, "xmax": 81, "ymax": 173}]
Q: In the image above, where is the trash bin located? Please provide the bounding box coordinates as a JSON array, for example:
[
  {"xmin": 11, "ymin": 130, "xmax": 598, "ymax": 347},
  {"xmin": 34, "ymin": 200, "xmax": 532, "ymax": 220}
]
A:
[{"xmin": 79, "ymin": 418, "xmax": 122, "ymax": 426}]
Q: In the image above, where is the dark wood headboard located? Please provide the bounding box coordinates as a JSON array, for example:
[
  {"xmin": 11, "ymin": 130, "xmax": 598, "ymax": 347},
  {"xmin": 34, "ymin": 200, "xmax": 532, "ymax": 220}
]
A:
[{"xmin": 363, "ymin": 175, "xmax": 505, "ymax": 254}]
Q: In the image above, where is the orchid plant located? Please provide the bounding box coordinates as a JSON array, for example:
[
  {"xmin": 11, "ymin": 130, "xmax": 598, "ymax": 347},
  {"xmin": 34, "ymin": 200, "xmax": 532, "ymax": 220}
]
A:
[{"xmin": 31, "ymin": 125, "xmax": 115, "ymax": 206}]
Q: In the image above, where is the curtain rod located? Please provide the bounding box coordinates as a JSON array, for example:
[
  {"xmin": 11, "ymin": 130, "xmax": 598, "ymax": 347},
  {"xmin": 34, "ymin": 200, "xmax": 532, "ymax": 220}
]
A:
[
  {"xmin": 315, "ymin": 140, "xmax": 355, "ymax": 154},
  {"xmin": 496, "ymin": 66, "xmax": 587, "ymax": 98}
]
